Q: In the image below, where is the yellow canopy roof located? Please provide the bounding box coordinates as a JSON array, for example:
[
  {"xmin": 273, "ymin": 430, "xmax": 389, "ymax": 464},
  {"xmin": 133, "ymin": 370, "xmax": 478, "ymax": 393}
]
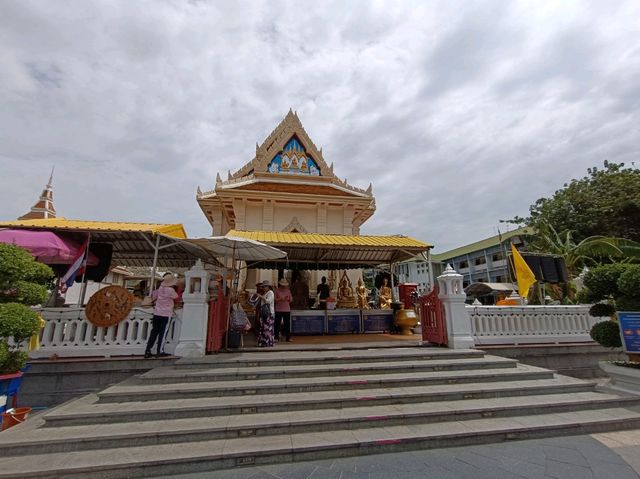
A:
[
  {"xmin": 227, "ymin": 230, "xmax": 431, "ymax": 269},
  {"xmin": 0, "ymin": 218, "xmax": 223, "ymax": 268},
  {"xmin": 0, "ymin": 218, "xmax": 187, "ymax": 238},
  {"xmin": 228, "ymin": 230, "xmax": 431, "ymax": 248}
]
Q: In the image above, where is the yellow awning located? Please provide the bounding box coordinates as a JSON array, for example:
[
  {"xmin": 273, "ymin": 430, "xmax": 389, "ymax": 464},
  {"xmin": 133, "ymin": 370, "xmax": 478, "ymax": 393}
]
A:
[
  {"xmin": 227, "ymin": 230, "xmax": 431, "ymax": 269},
  {"xmin": 0, "ymin": 218, "xmax": 187, "ymax": 238},
  {"xmin": 228, "ymin": 230, "xmax": 431, "ymax": 248}
]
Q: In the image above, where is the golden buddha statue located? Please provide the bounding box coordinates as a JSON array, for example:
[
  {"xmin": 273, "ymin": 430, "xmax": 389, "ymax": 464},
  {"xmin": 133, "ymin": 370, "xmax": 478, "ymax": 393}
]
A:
[
  {"xmin": 336, "ymin": 272, "xmax": 357, "ymax": 309},
  {"xmin": 356, "ymin": 279, "xmax": 369, "ymax": 310},
  {"xmin": 379, "ymin": 278, "xmax": 392, "ymax": 310}
]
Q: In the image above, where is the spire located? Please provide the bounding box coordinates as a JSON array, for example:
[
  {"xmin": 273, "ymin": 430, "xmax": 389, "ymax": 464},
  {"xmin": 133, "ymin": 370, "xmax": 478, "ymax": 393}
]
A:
[
  {"xmin": 18, "ymin": 169, "xmax": 57, "ymax": 220},
  {"xmin": 47, "ymin": 165, "xmax": 55, "ymax": 188}
]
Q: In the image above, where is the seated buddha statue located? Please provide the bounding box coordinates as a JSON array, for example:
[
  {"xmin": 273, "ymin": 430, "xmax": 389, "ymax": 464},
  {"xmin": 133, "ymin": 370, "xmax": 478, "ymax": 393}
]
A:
[
  {"xmin": 356, "ymin": 279, "xmax": 369, "ymax": 310},
  {"xmin": 336, "ymin": 273, "xmax": 357, "ymax": 309},
  {"xmin": 378, "ymin": 278, "xmax": 392, "ymax": 310}
]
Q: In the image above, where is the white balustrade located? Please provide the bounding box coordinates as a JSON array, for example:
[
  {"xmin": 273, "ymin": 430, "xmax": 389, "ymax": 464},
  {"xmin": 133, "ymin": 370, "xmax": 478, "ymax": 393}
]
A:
[
  {"xmin": 467, "ymin": 304, "xmax": 606, "ymax": 345},
  {"xmin": 29, "ymin": 307, "xmax": 182, "ymax": 359}
]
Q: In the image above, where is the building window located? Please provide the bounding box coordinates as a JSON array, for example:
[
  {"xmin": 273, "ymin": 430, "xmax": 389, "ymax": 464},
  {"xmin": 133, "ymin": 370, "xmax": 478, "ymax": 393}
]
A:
[
  {"xmin": 475, "ymin": 257, "xmax": 486, "ymax": 266},
  {"xmin": 459, "ymin": 260, "xmax": 468, "ymax": 269},
  {"xmin": 492, "ymin": 252, "xmax": 504, "ymax": 262}
]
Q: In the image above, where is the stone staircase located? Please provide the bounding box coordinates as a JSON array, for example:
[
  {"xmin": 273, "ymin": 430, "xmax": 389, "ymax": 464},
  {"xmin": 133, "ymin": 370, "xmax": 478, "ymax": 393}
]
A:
[{"xmin": 2, "ymin": 346, "xmax": 640, "ymax": 478}]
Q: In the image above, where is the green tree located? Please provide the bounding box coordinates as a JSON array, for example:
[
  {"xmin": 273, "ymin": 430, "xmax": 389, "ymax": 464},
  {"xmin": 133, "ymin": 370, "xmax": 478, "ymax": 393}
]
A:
[
  {"xmin": 527, "ymin": 222, "xmax": 640, "ymax": 278},
  {"xmin": 0, "ymin": 243, "xmax": 53, "ymax": 373},
  {"xmin": 516, "ymin": 162, "xmax": 640, "ymax": 243}
]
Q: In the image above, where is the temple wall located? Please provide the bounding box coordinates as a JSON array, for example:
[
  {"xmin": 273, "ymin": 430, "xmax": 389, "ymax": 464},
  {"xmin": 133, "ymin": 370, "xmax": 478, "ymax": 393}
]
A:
[
  {"xmin": 326, "ymin": 208, "xmax": 344, "ymax": 234},
  {"xmin": 273, "ymin": 206, "xmax": 316, "ymax": 232}
]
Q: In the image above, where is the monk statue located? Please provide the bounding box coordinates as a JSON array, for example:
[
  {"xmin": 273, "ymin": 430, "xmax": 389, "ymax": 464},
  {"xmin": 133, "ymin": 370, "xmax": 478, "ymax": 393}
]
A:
[
  {"xmin": 356, "ymin": 279, "xmax": 369, "ymax": 310},
  {"xmin": 336, "ymin": 271, "xmax": 357, "ymax": 309},
  {"xmin": 378, "ymin": 278, "xmax": 392, "ymax": 310}
]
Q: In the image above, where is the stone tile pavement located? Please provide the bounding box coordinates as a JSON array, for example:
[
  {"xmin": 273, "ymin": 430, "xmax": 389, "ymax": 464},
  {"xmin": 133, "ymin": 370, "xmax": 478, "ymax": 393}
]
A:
[{"xmin": 152, "ymin": 431, "xmax": 640, "ymax": 479}]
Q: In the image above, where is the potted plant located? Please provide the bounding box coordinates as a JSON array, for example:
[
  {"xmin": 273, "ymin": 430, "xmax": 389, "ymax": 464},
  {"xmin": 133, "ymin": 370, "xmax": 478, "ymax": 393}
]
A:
[
  {"xmin": 0, "ymin": 243, "xmax": 53, "ymax": 411},
  {"xmin": 583, "ymin": 263, "xmax": 640, "ymax": 392}
]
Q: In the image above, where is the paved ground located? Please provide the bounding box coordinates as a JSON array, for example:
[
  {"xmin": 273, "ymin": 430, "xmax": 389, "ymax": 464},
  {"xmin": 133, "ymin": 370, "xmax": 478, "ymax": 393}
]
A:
[{"xmin": 153, "ymin": 432, "xmax": 640, "ymax": 479}]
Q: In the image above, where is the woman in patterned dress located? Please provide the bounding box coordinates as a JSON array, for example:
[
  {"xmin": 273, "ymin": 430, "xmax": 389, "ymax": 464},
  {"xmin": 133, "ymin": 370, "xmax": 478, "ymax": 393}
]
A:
[{"xmin": 256, "ymin": 280, "xmax": 275, "ymax": 347}]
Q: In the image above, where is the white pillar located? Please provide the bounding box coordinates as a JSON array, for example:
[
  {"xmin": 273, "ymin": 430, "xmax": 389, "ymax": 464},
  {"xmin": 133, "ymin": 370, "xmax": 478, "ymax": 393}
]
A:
[
  {"xmin": 175, "ymin": 260, "xmax": 210, "ymax": 358},
  {"xmin": 438, "ymin": 264, "xmax": 475, "ymax": 349}
]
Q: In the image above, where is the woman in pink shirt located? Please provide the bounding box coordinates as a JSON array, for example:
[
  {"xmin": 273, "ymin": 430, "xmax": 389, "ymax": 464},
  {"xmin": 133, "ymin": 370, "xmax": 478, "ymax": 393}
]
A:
[
  {"xmin": 274, "ymin": 278, "xmax": 293, "ymax": 342},
  {"xmin": 145, "ymin": 273, "xmax": 178, "ymax": 358}
]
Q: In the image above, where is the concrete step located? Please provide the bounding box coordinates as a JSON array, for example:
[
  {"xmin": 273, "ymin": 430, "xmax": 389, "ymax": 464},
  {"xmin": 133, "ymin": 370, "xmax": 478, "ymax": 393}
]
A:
[
  {"xmin": 173, "ymin": 347, "xmax": 486, "ymax": 369},
  {"xmin": 3, "ymin": 392, "xmax": 638, "ymax": 456},
  {"xmin": 3, "ymin": 407, "xmax": 640, "ymax": 478},
  {"xmin": 138, "ymin": 356, "xmax": 518, "ymax": 384},
  {"xmin": 97, "ymin": 364, "xmax": 554, "ymax": 403},
  {"xmin": 42, "ymin": 375, "xmax": 594, "ymax": 427}
]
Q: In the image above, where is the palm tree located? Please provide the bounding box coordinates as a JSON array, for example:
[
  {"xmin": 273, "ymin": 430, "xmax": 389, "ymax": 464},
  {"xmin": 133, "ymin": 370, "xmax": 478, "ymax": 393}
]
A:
[{"xmin": 527, "ymin": 222, "xmax": 640, "ymax": 278}]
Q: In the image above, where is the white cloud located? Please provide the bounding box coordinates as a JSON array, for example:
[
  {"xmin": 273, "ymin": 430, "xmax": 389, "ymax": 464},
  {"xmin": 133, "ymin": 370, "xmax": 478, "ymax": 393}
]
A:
[{"xmin": 0, "ymin": 0, "xmax": 639, "ymax": 250}]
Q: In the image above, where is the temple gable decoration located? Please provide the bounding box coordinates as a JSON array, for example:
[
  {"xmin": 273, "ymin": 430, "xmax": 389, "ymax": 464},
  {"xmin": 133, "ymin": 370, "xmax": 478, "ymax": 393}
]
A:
[{"xmin": 268, "ymin": 137, "xmax": 320, "ymax": 176}]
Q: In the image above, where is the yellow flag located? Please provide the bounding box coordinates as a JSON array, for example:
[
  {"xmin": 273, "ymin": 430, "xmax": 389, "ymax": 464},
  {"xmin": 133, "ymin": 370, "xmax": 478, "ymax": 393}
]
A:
[{"xmin": 511, "ymin": 244, "xmax": 536, "ymax": 298}]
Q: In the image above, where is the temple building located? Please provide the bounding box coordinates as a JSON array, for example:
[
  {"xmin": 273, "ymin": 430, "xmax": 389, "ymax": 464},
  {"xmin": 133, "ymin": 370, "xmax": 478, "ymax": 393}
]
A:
[
  {"xmin": 197, "ymin": 109, "xmax": 376, "ymax": 237},
  {"xmin": 197, "ymin": 110, "xmax": 378, "ymax": 292}
]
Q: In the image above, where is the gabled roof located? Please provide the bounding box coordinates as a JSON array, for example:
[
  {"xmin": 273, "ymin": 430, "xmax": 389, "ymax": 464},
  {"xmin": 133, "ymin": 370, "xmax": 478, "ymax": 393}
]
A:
[
  {"xmin": 197, "ymin": 110, "xmax": 374, "ymax": 200},
  {"xmin": 231, "ymin": 109, "xmax": 332, "ymax": 180}
]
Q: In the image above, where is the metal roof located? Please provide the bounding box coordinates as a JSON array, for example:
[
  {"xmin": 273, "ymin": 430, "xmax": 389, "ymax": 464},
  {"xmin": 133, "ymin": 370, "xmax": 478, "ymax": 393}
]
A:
[
  {"xmin": 227, "ymin": 230, "xmax": 431, "ymax": 269},
  {"xmin": 0, "ymin": 218, "xmax": 187, "ymax": 238},
  {"xmin": 0, "ymin": 218, "xmax": 220, "ymax": 269},
  {"xmin": 431, "ymin": 227, "xmax": 532, "ymax": 261}
]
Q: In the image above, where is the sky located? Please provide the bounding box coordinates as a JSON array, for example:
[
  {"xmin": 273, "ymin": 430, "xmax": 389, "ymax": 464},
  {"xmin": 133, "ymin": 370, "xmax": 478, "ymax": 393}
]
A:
[{"xmin": 1, "ymin": 0, "xmax": 639, "ymax": 253}]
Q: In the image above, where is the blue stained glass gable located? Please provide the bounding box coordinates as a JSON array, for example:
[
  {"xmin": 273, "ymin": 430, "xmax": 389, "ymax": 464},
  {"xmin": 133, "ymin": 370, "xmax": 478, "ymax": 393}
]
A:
[{"xmin": 267, "ymin": 137, "xmax": 321, "ymax": 176}]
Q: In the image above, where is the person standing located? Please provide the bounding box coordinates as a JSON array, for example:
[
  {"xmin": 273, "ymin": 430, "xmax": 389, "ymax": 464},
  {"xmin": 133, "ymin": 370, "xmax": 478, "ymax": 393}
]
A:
[
  {"xmin": 257, "ymin": 280, "xmax": 275, "ymax": 347},
  {"xmin": 316, "ymin": 276, "xmax": 330, "ymax": 309},
  {"xmin": 145, "ymin": 273, "xmax": 178, "ymax": 358},
  {"xmin": 275, "ymin": 278, "xmax": 293, "ymax": 342}
]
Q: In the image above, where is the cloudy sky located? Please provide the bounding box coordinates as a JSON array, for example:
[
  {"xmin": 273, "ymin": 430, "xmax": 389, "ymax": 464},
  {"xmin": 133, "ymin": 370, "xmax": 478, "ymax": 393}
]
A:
[{"xmin": 1, "ymin": 0, "xmax": 639, "ymax": 252}]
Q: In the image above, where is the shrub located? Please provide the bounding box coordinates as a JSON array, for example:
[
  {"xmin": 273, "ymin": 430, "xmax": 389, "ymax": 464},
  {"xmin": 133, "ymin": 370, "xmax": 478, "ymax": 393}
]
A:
[
  {"xmin": 589, "ymin": 303, "xmax": 616, "ymax": 318},
  {"xmin": 583, "ymin": 263, "xmax": 631, "ymax": 301},
  {"xmin": 0, "ymin": 243, "xmax": 53, "ymax": 373},
  {"xmin": 616, "ymin": 295, "xmax": 640, "ymax": 312},
  {"xmin": 618, "ymin": 265, "xmax": 640, "ymax": 298},
  {"xmin": 590, "ymin": 320, "xmax": 622, "ymax": 348}
]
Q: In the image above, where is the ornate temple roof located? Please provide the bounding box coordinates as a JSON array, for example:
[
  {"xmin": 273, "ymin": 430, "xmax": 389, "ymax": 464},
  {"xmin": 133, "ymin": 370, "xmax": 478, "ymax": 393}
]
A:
[{"xmin": 197, "ymin": 110, "xmax": 375, "ymax": 200}]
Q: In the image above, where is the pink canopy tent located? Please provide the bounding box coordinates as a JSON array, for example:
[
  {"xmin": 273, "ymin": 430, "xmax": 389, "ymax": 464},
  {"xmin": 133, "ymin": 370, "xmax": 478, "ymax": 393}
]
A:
[{"xmin": 0, "ymin": 229, "xmax": 98, "ymax": 265}]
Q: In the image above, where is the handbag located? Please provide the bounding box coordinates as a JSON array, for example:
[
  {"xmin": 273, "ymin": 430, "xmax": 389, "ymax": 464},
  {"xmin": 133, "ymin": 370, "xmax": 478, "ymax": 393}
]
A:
[{"xmin": 260, "ymin": 302, "xmax": 271, "ymax": 318}]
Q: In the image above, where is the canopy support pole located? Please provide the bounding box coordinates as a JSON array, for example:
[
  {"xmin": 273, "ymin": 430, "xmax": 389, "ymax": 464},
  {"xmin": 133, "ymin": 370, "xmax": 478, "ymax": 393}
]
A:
[
  {"xmin": 390, "ymin": 262, "xmax": 396, "ymax": 301},
  {"xmin": 224, "ymin": 244, "xmax": 237, "ymax": 350},
  {"xmin": 149, "ymin": 235, "xmax": 161, "ymax": 292},
  {"xmin": 78, "ymin": 233, "xmax": 92, "ymax": 306}
]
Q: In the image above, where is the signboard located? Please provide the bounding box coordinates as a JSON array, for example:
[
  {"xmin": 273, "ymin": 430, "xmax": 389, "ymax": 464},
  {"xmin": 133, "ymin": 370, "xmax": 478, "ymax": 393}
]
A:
[
  {"xmin": 362, "ymin": 311, "xmax": 394, "ymax": 333},
  {"xmin": 327, "ymin": 313, "xmax": 361, "ymax": 334},
  {"xmin": 618, "ymin": 311, "xmax": 640, "ymax": 354},
  {"xmin": 291, "ymin": 313, "xmax": 326, "ymax": 335}
]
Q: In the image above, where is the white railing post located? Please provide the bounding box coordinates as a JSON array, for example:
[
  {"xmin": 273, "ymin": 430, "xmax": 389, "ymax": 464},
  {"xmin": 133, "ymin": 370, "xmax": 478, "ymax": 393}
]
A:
[
  {"xmin": 174, "ymin": 260, "xmax": 210, "ymax": 358},
  {"xmin": 437, "ymin": 265, "xmax": 475, "ymax": 349}
]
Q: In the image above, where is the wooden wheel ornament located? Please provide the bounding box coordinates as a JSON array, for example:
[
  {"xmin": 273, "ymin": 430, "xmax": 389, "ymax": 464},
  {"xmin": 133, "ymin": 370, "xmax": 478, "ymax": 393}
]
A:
[{"xmin": 85, "ymin": 285, "xmax": 134, "ymax": 327}]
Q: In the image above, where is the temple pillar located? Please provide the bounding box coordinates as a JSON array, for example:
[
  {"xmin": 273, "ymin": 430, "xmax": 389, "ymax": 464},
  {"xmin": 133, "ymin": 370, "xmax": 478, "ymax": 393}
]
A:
[
  {"xmin": 437, "ymin": 265, "xmax": 475, "ymax": 349},
  {"xmin": 175, "ymin": 260, "xmax": 210, "ymax": 358}
]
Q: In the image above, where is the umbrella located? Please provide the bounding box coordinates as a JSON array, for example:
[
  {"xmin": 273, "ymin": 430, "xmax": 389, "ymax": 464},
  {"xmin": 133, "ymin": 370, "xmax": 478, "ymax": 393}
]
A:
[
  {"xmin": 0, "ymin": 229, "xmax": 99, "ymax": 265},
  {"xmin": 185, "ymin": 235, "xmax": 287, "ymax": 262},
  {"xmin": 184, "ymin": 235, "xmax": 287, "ymax": 349}
]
